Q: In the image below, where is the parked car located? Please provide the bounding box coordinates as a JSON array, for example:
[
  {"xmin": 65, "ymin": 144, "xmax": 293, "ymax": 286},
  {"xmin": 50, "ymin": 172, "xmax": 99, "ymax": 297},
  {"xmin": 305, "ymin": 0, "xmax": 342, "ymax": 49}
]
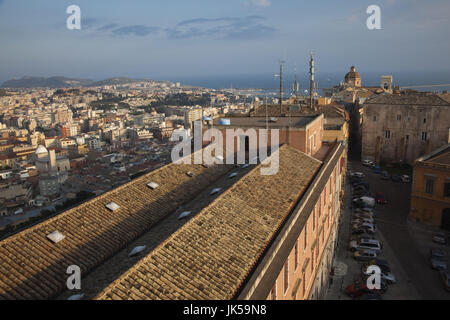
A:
[
  {"xmin": 375, "ymin": 192, "xmax": 388, "ymax": 205},
  {"xmin": 381, "ymin": 171, "xmax": 390, "ymax": 180},
  {"xmin": 354, "ymin": 250, "xmax": 378, "ymax": 261},
  {"xmin": 363, "ymin": 258, "xmax": 391, "ymax": 274},
  {"xmin": 362, "ymin": 160, "xmax": 374, "ymax": 167},
  {"xmin": 362, "ymin": 265, "xmax": 396, "ymax": 284},
  {"xmin": 352, "ymin": 217, "xmax": 375, "ymax": 225},
  {"xmin": 400, "ymin": 175, "xmax": 411, "ymax": 183},
  {"xmin": 349, "ymin": 238, "xmax": 382, "ymax": 252},
  {"xmin": 352, "ymin": 222, "xmax": 377, "ymax": 232},
  {"xmin": 439, "ymin": 271, "xmax": 450, "ymax": 291},
  {"xmin": 353, "ymin": 213, "xmax": 375, "ymax": 221},
  {"xmin": 352, "ymin": 228, "xmax": 376, "ymax": 237},
  {"xmin": 431, "ymin": 254, "xmax": 447, "ymax": 271},
  {"xmin": 374, "ymin": 166, "xmax": 382, "ymax": 174},
  {"xmin": 353, "ymin": 183, "xmax": 369, "ymax": 191},
  {"xmin": 391, "ymin": 174, "xmax": 401, "ymax": 182},
  {"xmin": 353, "ymin": 196, "xmax": 375, "ymax": 208},
  {"xmin": 432, "ymin": 232, "xmax": 447, "ymax": 245},
  {"xmin": 431, "ymin": 248, "xmax": 446, "ymax": 259},
  {"xmin": 354, "ymin": 208, "xmax": 375, "ymax": 215},
  {"xmin": 345, "ymin": 280, "xmax": 386, "ymax": 298}
]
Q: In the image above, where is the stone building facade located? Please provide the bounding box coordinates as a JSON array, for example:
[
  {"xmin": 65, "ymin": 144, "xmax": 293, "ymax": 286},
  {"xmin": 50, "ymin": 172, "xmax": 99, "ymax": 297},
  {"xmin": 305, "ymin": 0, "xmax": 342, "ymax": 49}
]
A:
[{"xmin": 361, "ymin": 93, "xmax": 450, "ymax": 164}]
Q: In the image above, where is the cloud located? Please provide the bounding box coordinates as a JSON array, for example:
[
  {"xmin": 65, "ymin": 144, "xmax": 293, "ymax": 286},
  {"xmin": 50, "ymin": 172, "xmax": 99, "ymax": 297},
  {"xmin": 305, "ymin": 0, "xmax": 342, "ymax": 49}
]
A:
[
  {"xmin": 111, "ymin": 25, "xmax": 160, "ymax": 37},
  {"xmin": 97, "ymin": 24, "xmax": 119, "ymax": 32},
  {"xmin": 166, "ymin": 16, "xmax": 275, "ymax": 40},
  {"xmin": 82, "ymin": 18, "xmax": 100, "ymax": 30},
  {"xmin": 244, "ymin": 0, "xmax": 271, "ymax": 8}
]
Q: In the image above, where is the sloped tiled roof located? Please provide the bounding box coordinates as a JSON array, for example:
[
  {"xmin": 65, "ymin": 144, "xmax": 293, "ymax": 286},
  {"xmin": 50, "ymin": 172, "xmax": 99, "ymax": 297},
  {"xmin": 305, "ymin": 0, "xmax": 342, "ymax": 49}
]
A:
[
  {"xmin": 365, "ymin": 93, "xmax": 450, "ymax": 106},
  {"xmin": 95, "ymin": 145, "xmax": 322, "ymax": 300},
  {"xmin": 0, "ymin": 154, "xmax": 233, "ymax": 300}
]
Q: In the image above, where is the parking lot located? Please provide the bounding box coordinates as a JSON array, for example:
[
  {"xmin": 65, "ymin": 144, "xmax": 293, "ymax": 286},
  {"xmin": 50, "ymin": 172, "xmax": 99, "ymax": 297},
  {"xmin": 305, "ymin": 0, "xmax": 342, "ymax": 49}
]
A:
[{"xmin": 326, "ymin": 160, "xmax": 450, "ymax": 299}]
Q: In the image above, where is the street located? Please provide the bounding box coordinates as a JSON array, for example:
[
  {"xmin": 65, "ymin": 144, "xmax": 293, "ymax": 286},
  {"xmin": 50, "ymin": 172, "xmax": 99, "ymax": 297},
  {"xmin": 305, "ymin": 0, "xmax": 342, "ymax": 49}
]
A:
[{"xmin": 326, "ymin": 160, "xmax": 450, "ymax": 299}]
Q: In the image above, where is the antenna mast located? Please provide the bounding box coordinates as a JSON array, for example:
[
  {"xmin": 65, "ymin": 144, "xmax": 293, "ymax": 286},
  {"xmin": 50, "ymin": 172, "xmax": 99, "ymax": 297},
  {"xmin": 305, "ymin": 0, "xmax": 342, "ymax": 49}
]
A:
[
  {"xmin": 309, "ymin": 52, "xmax": 316, "ymax": 111},
  {"xmin": 293, "ymin": 64, "xmax": 299, "ymax": 98}
]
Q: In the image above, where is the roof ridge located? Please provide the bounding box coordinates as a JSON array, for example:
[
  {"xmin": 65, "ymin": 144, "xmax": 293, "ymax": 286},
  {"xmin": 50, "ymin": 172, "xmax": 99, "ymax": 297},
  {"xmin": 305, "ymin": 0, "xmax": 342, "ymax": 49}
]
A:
[{"xmin": 95, "ymin": 144, "xmax": 322, "ymax": 300}]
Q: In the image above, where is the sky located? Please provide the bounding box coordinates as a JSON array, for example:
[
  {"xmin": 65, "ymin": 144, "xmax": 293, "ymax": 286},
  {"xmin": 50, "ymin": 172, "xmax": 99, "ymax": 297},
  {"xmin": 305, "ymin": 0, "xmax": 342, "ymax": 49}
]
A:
[{"xmin": 0, "ymin": 0, "xmax": 449, "ymax": 84}]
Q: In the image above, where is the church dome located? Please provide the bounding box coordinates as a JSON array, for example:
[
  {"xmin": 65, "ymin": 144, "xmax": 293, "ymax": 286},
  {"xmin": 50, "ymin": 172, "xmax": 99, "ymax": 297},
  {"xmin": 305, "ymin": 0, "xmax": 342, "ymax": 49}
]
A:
[
  {"xmin": 344, "ymin": 66, "xmax": 362, "ymax": 87},
  {"xmin": 345, "ymin": 66, "xmax": 361, "ymax": 81},
  {"xmin": 35, "ymin": 145, "xmax": 48, "ymax": 155}
]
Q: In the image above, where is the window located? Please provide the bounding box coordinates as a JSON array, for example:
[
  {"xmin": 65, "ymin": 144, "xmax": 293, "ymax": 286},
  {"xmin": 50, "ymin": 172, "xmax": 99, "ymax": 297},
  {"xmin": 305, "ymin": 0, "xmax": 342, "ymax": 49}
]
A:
[
  {"xmin": 294, "ymin": 242, "xmax": 299, "ymax": 271},
  {"xmin": 425, "ymin": 178, "xmax": 435, "ymax": 194},
  {"xmin": 284, "ymin": 260, "xmax": 289, "ymax": 294},
  {"xmin": 444, "ymin": 182, "xmax": 450, "ymax": 197},
  {"xmin": 373, "ymin": 116, "xmax": 377, "ymax": 121},
  {"xmin": 422, "ymin": 132, "xmax": 428, "ymax": 141},
  {"xmin": 270, "ymin": 282, "xmax": 277, "ymax": 300},
  {"xmin": 312, "ymin": 209, "xmax": 316, "ymax": 231},
  {"xmin": 397, "ymin": 115, "xmax": 401, "ymax": 121},
  {"xmin": 385, "ymin": 130, "xmax": 391, "ymax": 139},
  {"xmin": 423, "ymin": 118, "xmax": 427, "ymax": 124},
  {"xmin": 302, "ymin": 272, "xmax": 306, "ymax": 297},
  {"xmin": 304, "ymin": 222, "xmax": 308, "ymax": 250},
  {"xmin": 406, "ymin": 135, "xmax": 409, "ymax": 142}
]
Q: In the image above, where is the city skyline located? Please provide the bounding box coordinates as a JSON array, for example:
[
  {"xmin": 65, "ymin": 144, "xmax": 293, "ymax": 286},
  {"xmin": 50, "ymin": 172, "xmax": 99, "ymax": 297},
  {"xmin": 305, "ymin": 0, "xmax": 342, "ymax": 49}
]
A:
[{"xmin": 1, "ymin": 0, "xmax": 450, "ymax": 83}]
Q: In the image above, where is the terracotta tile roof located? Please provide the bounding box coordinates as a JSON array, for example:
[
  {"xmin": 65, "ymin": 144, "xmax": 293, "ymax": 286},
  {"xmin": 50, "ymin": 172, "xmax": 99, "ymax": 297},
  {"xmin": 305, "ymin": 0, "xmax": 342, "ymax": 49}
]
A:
[
  {"xmin": 0, "ymin": 153, "xmax": 233, "ymax": 300},
  {"xmin": 95, "ymin": 145, "xmax": 322, "ymax": 300},
  {"xmin": 250, "ymin": 104, "xmax": 347, "ymax": 122}
]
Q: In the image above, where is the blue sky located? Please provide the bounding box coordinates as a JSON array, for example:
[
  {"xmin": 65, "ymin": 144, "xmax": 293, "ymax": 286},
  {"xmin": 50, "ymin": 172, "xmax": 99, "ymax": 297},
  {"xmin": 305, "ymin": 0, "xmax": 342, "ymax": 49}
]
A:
[{"xmin": 0, "ymin": 0, "xmax": 449, "ymax": 83}]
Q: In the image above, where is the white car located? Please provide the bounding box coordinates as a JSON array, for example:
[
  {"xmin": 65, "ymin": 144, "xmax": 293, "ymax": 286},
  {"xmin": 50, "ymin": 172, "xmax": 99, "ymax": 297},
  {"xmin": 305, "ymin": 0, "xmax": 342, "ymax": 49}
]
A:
[
  {"xmin": 400, "ymin": 175, "xmax": 411, "ymax": 183},
  {"xmin": 349, "ymin": 238, "xmax": 382, "ymax": 252},
  {"xmin": 362, "ymin": 160, "xmax": 374, "ymax": 167}
]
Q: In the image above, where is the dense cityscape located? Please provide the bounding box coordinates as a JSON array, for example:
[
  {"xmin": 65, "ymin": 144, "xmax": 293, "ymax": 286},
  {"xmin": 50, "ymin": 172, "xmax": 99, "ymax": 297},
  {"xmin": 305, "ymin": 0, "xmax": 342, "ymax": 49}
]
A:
[{"xmin": 0, "ymin": 0, "xmax": 449, "ymax": 308}]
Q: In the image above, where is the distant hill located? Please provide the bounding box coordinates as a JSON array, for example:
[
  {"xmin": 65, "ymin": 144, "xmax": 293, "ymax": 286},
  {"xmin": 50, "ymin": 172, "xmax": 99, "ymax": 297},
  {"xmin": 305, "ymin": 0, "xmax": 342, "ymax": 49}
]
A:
[
  {"xmin": 1, "ymin": 76, "xmax": 154, "ymax": 89},
  {"xmin": 1, "ymin": 76, "xmax": 94, "ymax": 88},
  {"xmin": 90, "ymin": 77, "xmax": 149, "ymax": 87}
]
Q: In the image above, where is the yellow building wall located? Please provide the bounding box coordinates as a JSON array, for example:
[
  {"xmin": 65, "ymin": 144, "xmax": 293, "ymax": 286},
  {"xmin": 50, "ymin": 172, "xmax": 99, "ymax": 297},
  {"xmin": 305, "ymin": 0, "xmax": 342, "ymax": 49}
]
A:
[{"xmin": 410, "ymin": 165, "xmax": 450, "ymax": 226}]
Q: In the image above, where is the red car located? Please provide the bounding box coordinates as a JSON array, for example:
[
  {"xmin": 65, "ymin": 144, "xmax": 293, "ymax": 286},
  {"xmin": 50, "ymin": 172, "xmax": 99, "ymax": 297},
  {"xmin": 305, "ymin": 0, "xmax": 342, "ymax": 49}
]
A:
[
  {"xmin": 375, "ymin": 192, "xmax": 388, "ymax": 204},
  {"xmin": 344, "ymin": 281, "xmax": 384, "ymax": 298}
]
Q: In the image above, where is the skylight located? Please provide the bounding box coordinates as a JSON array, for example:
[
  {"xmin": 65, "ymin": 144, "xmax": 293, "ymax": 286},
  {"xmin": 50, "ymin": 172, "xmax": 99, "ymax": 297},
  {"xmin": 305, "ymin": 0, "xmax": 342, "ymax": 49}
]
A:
[
  {"xmin": 229, "ymin": 172, "xmax": 238, "ymax": 179},
  {"xmin": 241, "ymin": 164, "xmax": 249, "ymax": 168},
  {"xmin": 147, "ymin": 182, "xmax": 159, "ymax": 189},
  {"xmin": 202, "ymin": 164, "xmax": 209, "ymax": 168},
  {"xmin": 210, "ymin": 188, "xmax": 222, "ymax": 196},
  {"xmin": 67, "ymin": 294, "xmax": 84, "ymax": 300},
  {"xmin": 129, "ymin": 245, "xmax": 146, "ymax": 257},
  {"xmin": 186, "ymin": 172, "xmax": 194, "ymax": 177},
  {"xmin": 215, "ymin": 155, "xmax": 224, "ymax": 162},
  {"xmin": 178, "ymin": 211, "xmax": 192, "ymax": 220},
  {"xmin": 46, "ymin": 231, "xmax": 65, "ymax": 243},
  {"xmin": 106, "ymin": 202, "xmax": 120, "ymax": 212}
]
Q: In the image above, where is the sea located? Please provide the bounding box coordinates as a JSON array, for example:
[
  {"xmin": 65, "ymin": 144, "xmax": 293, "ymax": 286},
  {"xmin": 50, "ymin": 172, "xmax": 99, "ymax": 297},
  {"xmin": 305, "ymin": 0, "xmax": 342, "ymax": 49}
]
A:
[{"xmin": 169, "ymin": 71, "xmax": 450, "ymax": 94}]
